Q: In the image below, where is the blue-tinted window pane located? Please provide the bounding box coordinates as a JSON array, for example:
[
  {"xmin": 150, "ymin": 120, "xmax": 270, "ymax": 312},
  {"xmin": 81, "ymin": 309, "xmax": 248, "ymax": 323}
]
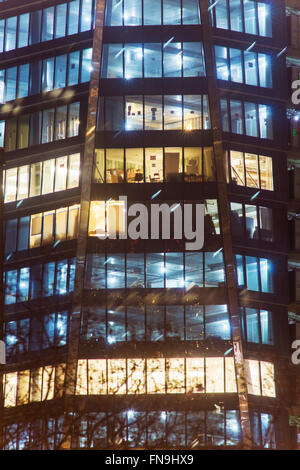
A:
[
  {"xmin": 144, "ymin": 95, "xmax": 163, "ymax": 129},
  {"xmin": 56, "ymin": 260, "xmax": 68, "ymax": 294},
  {"xmin": 85, "ymin": 253, "xmax": 106, "ymax": 288},
  {"xmin": 245, "ymin": 307, "xmax": 259, "ymax": 343},
  {"xmin": 166, "ymin": 252, "xmax": 184, "ymax": 288},
  {"xmin": 29, "ymin": 61, "xmax": 42, "ymax": 96},
  {"xmin": 205, "ymin": 252, "xmax": 225, "ymax": 287},
  {"xmin": 44, "ymin": 313, "xmax": 55, "ymax": 346},
  {"xmin": 164, "ymin": 95, "xmax": 182, "ymax": 129},
  {"xmin": 127, "ymin": 306, "xmax": 145, "ymax": 341},
  {"xmin": 56, "ymin": 312, "xmax": 68, "ymax": 346},
  {"xmin": 81, "ymin": 48, "xmax": 93, "ymax": 82},
  {"xmin": 182, "ymin": 0, "xmax": 201, "ymax": 24},
  {"xmin": 42, "ymin": 57, "xmax": 54, "ymax": 92},
  {"xmin": 166, "ymin": 306, "xmax": 184, "ymax": 339},
  {"xmin": 43, "ymin": 262, "xmax": 55, "ymax": 296},
  {"xmin": 244, "ymin": 0, "xmax": 257, "ymax": 35},
  {"xmin": 146, "ymin": 306, "xmax": 164, "ymax": 340},
  {"xmin": 164, "ymin": 42, "xmax": 182, "ymax": 77},
  {"xmin": 5, "ymin": 321, "xmax": 18, "ymax": 356},
  {"xmin": 105, "ymin": 0, "xmax": 122, "ymax": 25},
  {"xmin": 126, "ymin": 253, "xmax": 145, "ymax": 287},
  {"xmin": 0, "ymin": 20, "xmax": 4, "ymax": 52},
  {"xmin": 68, "ymin": 51, "xmax": 80, "ymax": 85},
  {"xmin": 226, "ymin": 410, "xmax": 241, "ymax": 445},
  {"xmin": 244, "ymin": 51, "xmax": 258, "ymax": 86},
  {"xmin": 42, "ymin": 7, "xmax": 54, "ymax": 41},
  {"xmin": 29, "ymin": 10, "xmax": 42, "ymax": 45},
  {"xmin": 55, "ymin": 4, "xmax": 67, "ymax": 38},
  {"xmin": 220, "ymin": 98, "xmax": 229, "ymax": 131},
  {"xmin": 19, "ymin": 318, "xmax": 30, "ymax": 354},
  {"xmin": 104, "ymin": 96, "xmax": 124, "ymax": 130},
  {"xmin": 107, "ymin": 308, "xmax": 125, "ymax": 343},
  {"xmin": 69, "ymin": 259, "xmax": 76, "ymax": 291},
  {"xmin": 235, "ymin": 254, "xmax": 244, "ymax": 286},
  {"xmin": 5, "ymin": 270, "xmax": 17, "ymax": 304},
  {"xmin": 81, "ymin": 0, "xmax": 93, "ymax": 31},
  {"xmin": 260, "ymin": 310, "xmax": 274, "ymax": 345},
  {"xmin": 18, "ymin": 64, "xmax": 30, "ymax": 98},
  {"xmin": 18, "ymin": 13, "xmax": 29, "ymax": 48},
  {"xmin": 144, "ymin": 0, "xmax": 161, "ymax": 25},
  {"xmin": 5, "ymin": 16, "xmax": 17, "ymax": 52},
  {"xmin": 125, "ymin": 96, "xmax": 143, "ymax": 130},
  {"xmin": 124, "ymin": 0, "xmax": 142, "ymax": 26},
  {"xmin": 55, "ymin": 54, "xmax": 67, "ymax": 89},
  {"xmin": 42, "ymin": 108, "xmax": 55, "ymax": 143},
  {"xmin": 68, "ymin": 102, "xmax": 80, "ymax": 137},
  {"xmin": 17, "ymin": 216, "xmax": 30, "ymax": 251},
  {"xmin": 125, "ymin": 44, "xmax": 143, "ymax": 79},
  {"xmin": 5, "ymin": 67, "xmax": 17, "ymax": 102},
  {"xmin": 185, "ymin": 252, "xmax": 203, "ymax": 287},
  {"xmin": 68, "ymin": 0, "xmax": 80, "ymax": 35},
  {"xmin": 245, "ymin": 256, "xmax": 259, "ymax": 291},
  {"xmin": 5, "ymin": 219, "xmax": 17, "ymax": 253},
  {"xmin": 0, "ymin": 70, "xmax": 5, "ymax": 103},
  {"xmin": 102, "ymin": 44, "xmax": 123, "ymax": 78},
  {"xmin": 86, "ymin": 307, "xmax": 106, "ymax": 340},
  {"xmin": 144, "ymin": 43, "xmax": 162, "ymax": 78},
  {"xmin": 163, "ymin": 0, "xmax": 181, "ymax": 24},
  {"xmin": 30, "ymin": 264, "xmax": 42, "ymax": 299},
  {"xmin": 0, "ymin": 120, "xmax": 5, "ymax": 147},
  {"xmin": 55, "ymin": 106, "xmax": 67, "ymax": 140}
]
